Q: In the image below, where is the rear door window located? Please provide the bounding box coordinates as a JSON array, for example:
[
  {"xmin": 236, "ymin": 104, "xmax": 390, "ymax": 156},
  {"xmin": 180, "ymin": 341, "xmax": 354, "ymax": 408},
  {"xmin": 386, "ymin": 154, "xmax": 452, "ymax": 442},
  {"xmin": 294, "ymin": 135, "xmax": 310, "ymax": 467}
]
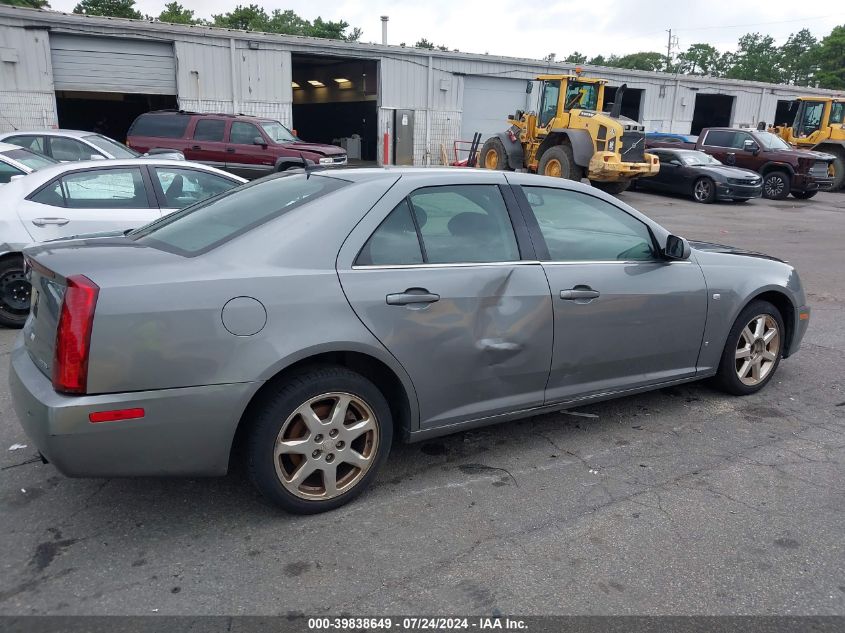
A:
[
  {"xmin": 129, "ymin": 114, "xmax": 191, "ymax": 138},
  {"xmin": 60, "ymin": 168, "xmax": 150, "ymax": 209},
  {"xmin": 193, "ymin": 119, "xmax": 226, "ymax": 142},
  {"xmin": 153, "ymin": 167, "xmax": 239, "ymax": 209},
  {"xmin": 6, "ymin": 135, "xmax": 46, "ymax": 154},
  {"xmin": 131, "ymin": 173, "xmax": 347, "ymax": 255},
  {"xmin": 356, "ymin": 200, "xmax": 424, "ymax": 266},
  {"xmin": 701, "ymin": 130, "xmax": 735, "ymax": 148}
]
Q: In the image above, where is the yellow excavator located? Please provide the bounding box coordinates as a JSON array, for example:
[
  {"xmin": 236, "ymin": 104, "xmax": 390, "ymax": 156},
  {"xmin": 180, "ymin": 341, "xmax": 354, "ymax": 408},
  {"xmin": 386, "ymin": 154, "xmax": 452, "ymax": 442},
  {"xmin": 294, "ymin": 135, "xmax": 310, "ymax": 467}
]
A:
[
  {"xmin": 479, "ymin": 72, "xmax": 659, "ymax": 194},
  {"xmin": 772, "ymin": 96, "xmax": 845, "ymax": 190}
]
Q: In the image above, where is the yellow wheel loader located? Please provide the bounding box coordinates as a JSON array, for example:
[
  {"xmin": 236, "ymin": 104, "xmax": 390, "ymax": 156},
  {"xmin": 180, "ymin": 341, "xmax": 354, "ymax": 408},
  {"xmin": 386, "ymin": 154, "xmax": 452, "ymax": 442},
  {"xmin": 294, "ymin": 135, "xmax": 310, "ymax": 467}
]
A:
[
  {"xmin": 772, "ymin": 97, "xmax": 845, "ymax": 190},
  {"xmin": 479, "ymin": 73, "xmax": 659, "ymax": 194}
]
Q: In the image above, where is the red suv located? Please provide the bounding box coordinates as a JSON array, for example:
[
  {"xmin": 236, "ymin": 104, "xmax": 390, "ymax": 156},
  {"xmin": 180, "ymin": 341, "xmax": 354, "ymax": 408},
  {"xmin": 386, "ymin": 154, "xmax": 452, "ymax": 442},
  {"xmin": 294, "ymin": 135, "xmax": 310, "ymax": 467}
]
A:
[{"xmin": 127, "ymin": 111, "xmax": 347, "ymax": 179}]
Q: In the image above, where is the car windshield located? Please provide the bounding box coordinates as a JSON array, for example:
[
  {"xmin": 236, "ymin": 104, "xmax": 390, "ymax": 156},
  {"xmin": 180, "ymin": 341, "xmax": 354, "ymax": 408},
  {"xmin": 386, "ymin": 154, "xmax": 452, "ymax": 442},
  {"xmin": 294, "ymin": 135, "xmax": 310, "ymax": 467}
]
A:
[
  {"xmin": 260, "ymin": 121, "xmax": 298, "ymax": 143},
  {"xmin": 1, "ymin": 148, "xmax": 57, "ymax": 170},
  {"xmin": 83, "ymin": 134, "xmax": 140, "ymax": 158},
  {"xmin": 130, "ymin": 173, "xmax": 347, "ymax": 256},
  {"xmin": 678, "ymin": 151, "xmax": 721, "ymax": 166},
  {"xmin": 754, "ymin": 131, "xmax": 791, "ymax": 150}
]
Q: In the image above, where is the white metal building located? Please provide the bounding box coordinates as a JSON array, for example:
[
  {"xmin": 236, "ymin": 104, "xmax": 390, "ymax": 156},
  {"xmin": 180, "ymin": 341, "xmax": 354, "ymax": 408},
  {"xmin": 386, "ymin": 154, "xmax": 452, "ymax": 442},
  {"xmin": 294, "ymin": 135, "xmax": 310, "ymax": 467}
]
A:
[{"xmin": 1, "ymin": 5, "xmax": 841, "ymax": 166}]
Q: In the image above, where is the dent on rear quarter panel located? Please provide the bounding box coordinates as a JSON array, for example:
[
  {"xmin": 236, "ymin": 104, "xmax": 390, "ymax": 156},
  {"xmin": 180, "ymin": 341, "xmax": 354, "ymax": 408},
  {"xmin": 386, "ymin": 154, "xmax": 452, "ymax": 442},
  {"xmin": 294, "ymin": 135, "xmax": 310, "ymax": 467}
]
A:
[{"xmin": 693, "ymin": 249, "xmax": 803, "ymax": 372}]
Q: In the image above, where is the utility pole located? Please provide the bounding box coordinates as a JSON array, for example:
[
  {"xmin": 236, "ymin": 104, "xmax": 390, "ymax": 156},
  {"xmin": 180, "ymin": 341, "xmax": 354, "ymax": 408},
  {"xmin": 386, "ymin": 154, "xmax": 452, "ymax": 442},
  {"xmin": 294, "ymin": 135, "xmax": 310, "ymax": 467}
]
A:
[{"xmin": 665, "ymin": 28, "xmax": 678, "ymax": 71}]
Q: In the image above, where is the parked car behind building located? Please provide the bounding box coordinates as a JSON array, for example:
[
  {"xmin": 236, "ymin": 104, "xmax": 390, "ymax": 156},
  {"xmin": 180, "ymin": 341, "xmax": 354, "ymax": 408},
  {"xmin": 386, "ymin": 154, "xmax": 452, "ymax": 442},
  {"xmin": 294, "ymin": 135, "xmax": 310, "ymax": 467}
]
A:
[
  {"xmin": 0, "ymin": 130, "xmax": 185, "ymax": 163},
  {"xmin": 0, "ymin": 159, "xmax": 245, "ymax": 327},
  {"xmin": 126, "ymin": 111, "xmax": 347, "ymax": 179}
]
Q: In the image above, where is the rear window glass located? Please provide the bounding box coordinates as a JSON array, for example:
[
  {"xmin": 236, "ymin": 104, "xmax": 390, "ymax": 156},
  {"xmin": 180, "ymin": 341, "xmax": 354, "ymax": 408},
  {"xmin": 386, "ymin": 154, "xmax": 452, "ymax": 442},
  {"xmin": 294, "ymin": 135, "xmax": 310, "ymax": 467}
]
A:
[
  {"xmin": 131, "ymin": 173, "xmax": 347, "ymax": 256},
  {"xmin": 193, "ymin": 119, "xmax": 226, "ymax": 142},
  {"xmin": 129, "ymin": 114, "xmax": 190, "ymax": 139},
  {"xmin": 2, "ymin": 148, "xmax": 57, "ymax": 170}
]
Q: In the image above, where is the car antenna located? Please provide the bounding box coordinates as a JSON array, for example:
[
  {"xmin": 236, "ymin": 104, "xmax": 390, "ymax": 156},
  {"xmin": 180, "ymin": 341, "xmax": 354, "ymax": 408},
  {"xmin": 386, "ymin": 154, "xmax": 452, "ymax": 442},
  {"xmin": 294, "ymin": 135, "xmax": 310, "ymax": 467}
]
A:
[{"xmin": 299, "ymin": 152, "xmax": 312, "ymax": 178}]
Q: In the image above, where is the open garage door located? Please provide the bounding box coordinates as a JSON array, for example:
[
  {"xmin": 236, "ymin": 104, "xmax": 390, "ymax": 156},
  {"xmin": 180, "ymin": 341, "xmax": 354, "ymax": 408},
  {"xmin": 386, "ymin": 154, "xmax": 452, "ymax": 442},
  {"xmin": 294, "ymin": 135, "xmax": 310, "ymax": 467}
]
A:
[
  {"xmin": 691, "ymin": 93, "xmax": 735, "ymax": 135},
  {"xmin": 50, "ymin": 34, "xmax": 177, "ymax": 142},
  {"xmin": 462, "ymin": 76, "xmax": 529, "ymax": 141}
]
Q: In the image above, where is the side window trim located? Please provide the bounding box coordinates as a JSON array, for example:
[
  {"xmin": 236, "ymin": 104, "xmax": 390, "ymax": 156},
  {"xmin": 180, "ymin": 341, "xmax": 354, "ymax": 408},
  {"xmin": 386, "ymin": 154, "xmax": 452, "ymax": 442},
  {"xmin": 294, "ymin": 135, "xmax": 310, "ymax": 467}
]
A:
[
  {"xmin": 406, "ymin": 196, "xmax": 429, "ymax": 263},
  {"xmin": 27, "ymin": 176, "xmax": 67, "ymax": 207},
  {"xmin": 512, "ymin": 184, "xmax": 662, "ymax": 263}
]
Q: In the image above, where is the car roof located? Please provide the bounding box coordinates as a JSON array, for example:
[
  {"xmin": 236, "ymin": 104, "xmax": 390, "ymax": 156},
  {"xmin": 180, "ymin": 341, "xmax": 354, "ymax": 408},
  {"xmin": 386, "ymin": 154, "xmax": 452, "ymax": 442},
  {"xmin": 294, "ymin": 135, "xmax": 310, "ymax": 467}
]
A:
[
  {"xmin": 0, "ymin": 129, "xmax": 100, "ymax": 139},
  {"xmin": 141, "ymin": 110, "xmax": 268, "ymax": 121}
]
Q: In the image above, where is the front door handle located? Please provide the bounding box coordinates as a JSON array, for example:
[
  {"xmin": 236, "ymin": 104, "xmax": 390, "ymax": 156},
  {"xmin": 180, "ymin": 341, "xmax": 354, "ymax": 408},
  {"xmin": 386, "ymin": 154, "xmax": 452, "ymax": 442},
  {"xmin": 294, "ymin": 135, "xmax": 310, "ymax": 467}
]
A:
[
  {"xmin": 226, "ymin": 147, "xmax": 236, "ymax": 153},
  {"xmin": 386, "ymin": 289, "xmax": 440, "ymax": 306},
  {"xmin": 32, "ymin": 217, "xmax": 70, "ymax": 227},
  {"xmin": 560, "ymin": 288, "xmax": 600, "ymax": 300},
  {"xmin": 191, "ymin": 145, "xmax": 201, "ymax": 150}
]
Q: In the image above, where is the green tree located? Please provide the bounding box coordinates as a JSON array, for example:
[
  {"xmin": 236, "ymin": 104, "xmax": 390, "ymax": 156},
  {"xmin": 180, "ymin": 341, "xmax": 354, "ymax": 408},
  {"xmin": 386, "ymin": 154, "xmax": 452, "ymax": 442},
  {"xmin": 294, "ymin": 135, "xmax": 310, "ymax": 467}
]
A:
[
  {"xmin": 415, "ymin": 38, "xmax": 435, "ymax": 49},
  {"xmin": 676, "ymin": 43, "xmax": 725, "ymax": 76},
  {"xmin": 725, "ymin": 33, "xmax": 783, "ymax": 83},
  {"xmin": 156, "ymin": 1, "xmax": 200, "ymax": 24},
  {"xmin": 780, "ymin": 29, "xmax": 820, "ymax": 85},
  {"xmin": 564, "ymin": 51, "xmax": 587, "ymax": 64},
  {"xmin": 212, "ymin": 4, "xmax": 269, "ymax": 31},
  {"xmin": 587, "ymin": 54, "xmax": 607, "ymax": 66},
  {"xmin": 1, "ymin": 0, "xmax": 50, "ymax": 7},
  {"xmin": 72, "ymin": 0, "xmax": 142, "ymax": 19},
  {"xmin": 815, "ymin": 24, "xmax": 845, "ymax": 89},
  {"xmin": 212, "ymin": 5, "xmax": 359, "ymax": 40},
  {"xmin": 306, "ymin": 16, "xmax": 352, "ymax": 40},
  {"xmin": 613, "ymin": 51, "xmax": 665, "ymax": 71}
]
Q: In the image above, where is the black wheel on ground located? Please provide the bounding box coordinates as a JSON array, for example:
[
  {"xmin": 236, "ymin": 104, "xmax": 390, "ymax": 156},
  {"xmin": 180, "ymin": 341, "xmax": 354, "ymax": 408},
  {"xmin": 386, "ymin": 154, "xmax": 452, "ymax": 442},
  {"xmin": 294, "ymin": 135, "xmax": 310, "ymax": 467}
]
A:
[
  {"xmin": 479, "ymin": 137, "xmax": 509, "ymax": 170},
  {"xmin": 791, "ymin": 190, "xmax": 818, "ymax": 200},
  {"xmin": 692, "ymin": 177, "xmax": 716, "ymax": 204},
  {"xmin": 714, "ymin": 300, "xmax": 785, "ymax": 396},
  {"xmin": 538, "ymin": 145, "xmax": 582, "ymax": 181},
  {"xmin": 0, "ymin": 257, "xmax": 30, "ymax": 329},
  {"xmin": 246, "ymin": 366, "xmax": 393, "ymax": 514},
  {"xmin": 825, "ymin": 147, "xmax": 844, "ymax": 190},
  {"xmin": 590, "ymin": 180, "xmax": 630, "ymax": 195},
  {"xmin": 762, "ymin": 170, "xmax": 790, "ymax": 200}
]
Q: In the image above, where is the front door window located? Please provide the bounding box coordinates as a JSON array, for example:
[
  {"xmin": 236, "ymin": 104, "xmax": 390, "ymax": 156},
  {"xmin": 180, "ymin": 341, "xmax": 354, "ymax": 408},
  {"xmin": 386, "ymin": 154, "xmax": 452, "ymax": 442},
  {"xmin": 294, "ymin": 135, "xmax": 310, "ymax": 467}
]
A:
[{"xmin": 538, "ymin": 81, "xmax": 561, "ymax": 128}]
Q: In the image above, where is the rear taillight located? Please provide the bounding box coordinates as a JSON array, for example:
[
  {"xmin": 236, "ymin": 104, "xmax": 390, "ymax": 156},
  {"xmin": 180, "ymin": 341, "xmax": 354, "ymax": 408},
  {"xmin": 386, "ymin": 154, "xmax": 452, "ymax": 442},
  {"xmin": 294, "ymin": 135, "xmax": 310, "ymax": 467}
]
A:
[{"xmin": 52, "ymin": 275, "xmax": 99, "ymax": 394}]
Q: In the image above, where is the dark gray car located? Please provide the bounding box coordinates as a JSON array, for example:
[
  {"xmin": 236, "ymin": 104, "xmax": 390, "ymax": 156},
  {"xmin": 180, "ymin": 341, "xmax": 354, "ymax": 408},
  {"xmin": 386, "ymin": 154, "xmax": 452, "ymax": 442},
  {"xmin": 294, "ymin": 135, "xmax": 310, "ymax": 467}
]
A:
[{"xmin": 9, "ymin": 168, "xmax": 810, "ymax": 514}]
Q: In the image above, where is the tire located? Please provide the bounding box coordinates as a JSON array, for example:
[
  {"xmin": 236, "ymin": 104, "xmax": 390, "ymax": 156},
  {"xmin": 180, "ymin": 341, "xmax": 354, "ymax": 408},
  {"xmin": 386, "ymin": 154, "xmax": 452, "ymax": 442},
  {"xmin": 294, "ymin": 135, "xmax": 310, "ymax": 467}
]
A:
[
  {"xmin": 762, "ymin": 170, "xmax": 790, "ymax": 200},
  {"xmin": 823, "ymin": 146, "xmax": 844, "ymax": 191},
  {"xmin": 791, "ymin": 190, "xmax": 817, "ymax": 200},
  {"xmin": 590, "ymin": 180, "xmax": 630, "ymax": 195},
  {"xmin": 692, "ymin": 177, "xmax": 716, "ymax": 204},
  {"xmin": 0, "ymin": 256, "xmax": 30, "ymax": 329},
  {"xmin": 246, "ymin": 366, "xmax": 393, "ymax": 514},
  {"xmin": 479, "ymin": 137, "xmax": 509, "ymax": 171},
  {"xmin": 538, "ymin": 145, "xmax": 582, "ymax": 181},
  {"xmin": 714, "ymin": 300, "xmax": 785, "ymax": 396}
]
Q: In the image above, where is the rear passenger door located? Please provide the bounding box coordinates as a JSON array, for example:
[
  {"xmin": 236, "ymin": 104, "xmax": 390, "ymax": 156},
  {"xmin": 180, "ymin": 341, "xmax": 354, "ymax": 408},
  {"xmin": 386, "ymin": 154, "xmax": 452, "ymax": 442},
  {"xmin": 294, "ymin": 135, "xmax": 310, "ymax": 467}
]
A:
[
  {"xmin": 698, "ymin": 130, "xmax": 735, "ymax": 165},
  {"xmin": 187, "ymin": 118, "xmax": 229, "ymax": 167},
  {"xmin": 18, "ymin": 166, "xmax": 162, "ymax": 242},
  {"xmin": 337, "ymin": 175, "xmax": 554, "ymax": 430},
  {"xmin": 226, "ymin": 121, "xmax": 275, "ymax": 179}
]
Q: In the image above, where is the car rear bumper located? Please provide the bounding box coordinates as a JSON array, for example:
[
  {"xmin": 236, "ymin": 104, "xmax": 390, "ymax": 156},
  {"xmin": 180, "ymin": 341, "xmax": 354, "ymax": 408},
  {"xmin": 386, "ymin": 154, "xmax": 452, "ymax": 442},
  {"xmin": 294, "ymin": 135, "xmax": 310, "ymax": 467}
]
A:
[
  {"xmin": 716, "ymin": 182, "xmax": 763, "ymax": 201},
  {"xmin": 9, "ymin": 339, "xmax": 259, "ymax": 478}
]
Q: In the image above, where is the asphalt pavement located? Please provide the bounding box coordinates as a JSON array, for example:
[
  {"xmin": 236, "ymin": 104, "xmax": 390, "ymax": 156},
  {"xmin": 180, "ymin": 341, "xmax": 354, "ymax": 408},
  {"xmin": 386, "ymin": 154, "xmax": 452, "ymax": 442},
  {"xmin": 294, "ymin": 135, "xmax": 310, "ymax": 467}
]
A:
[{"xmin": 1, "ymin": 189, "xmax": 843, "ymax": 616}]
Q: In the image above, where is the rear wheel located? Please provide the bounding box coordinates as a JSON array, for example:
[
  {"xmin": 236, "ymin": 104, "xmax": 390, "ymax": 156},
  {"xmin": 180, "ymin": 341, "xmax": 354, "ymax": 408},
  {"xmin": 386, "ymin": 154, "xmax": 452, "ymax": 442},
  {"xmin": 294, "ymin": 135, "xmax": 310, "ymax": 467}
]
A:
[
  {"xmin": 692, "ymin": 177, "xmax": 716, "ymax": 204},
  {"xmin": 538, "ymin": 145, "xmax": 582, "ymax": 181},
  {"xmin": 791, "ymin": 190, "xmax": 817, "ymax": 200},
  {"xmin": 590, "ymin": 180, "xmax": 630, "ymax": 195},
  {"xmin": 0, "ymin": 257, "xmax": 30, "ymax": 329},
  {"xmin": 479, "ymin": 137, "xmax": 509, "ymax": 170},
  {"xmin": 246, "ymin": 366, "xmax": 392, "ymax": 514},
  {"xmin": 823, "ymin": 146, "xmax": 844, "ymax": 190},
  {"xmin": 714, "ymin": 300, "xmax": 784, "ymax": 396},
  {"xmin": 762, "ymin": 170, "xmax": 790, "ymax": 200}
]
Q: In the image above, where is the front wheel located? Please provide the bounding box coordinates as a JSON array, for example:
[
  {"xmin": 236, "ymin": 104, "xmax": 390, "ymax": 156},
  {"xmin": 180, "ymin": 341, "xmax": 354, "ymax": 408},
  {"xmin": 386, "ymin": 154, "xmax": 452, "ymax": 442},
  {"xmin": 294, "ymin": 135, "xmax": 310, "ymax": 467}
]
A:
[
  {"xmin": 479, "ymin": 137, "xmax": 509, "ymax": 170},
  {"xmin": 246, "ymin": 366, "xmax": 393, "ymax": 514},
  {"xmin": 791, "ymin": 190, "xmax": 817, "ymax": 200},
  {"xmin": 714, "ymin": 300, "xmax": 784, "ymax": 396},
  {"xmin": 538, "ymin": 145, "xmax": 582, "ymax": 181},
  {"xmin": 0, "ymin": 257, "xmax": 30, "ymax": 329},
  {"xmin": 762, "ymin": 171, "xmax": 790, "ymax": 200},
  {"xmin": 590, "ymin": 180, "xmax": 630, "ymax": 195},
  {"xmin": 692, "ymin": 177, "xmax": 716, "ymax": 204}
]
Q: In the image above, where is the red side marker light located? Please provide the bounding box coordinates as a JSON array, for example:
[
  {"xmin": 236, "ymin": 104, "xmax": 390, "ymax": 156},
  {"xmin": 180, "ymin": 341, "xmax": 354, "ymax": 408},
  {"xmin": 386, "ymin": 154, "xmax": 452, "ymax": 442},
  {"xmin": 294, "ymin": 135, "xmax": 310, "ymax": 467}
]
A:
[{"xmin": 89, "ymin": 408, "xmax": 145, "ymax": 424}]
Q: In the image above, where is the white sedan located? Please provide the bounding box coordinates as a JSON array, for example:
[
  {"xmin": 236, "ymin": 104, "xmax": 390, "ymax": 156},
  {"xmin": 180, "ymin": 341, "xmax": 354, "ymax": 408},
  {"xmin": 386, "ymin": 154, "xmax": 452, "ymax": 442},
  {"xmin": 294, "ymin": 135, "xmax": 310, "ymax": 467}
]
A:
[
  {"xmin": 0, "ymin": 158, "xmax": 246, "ymax": 327},
  {"xmin": 0, "ymin": 129, "xmax": 185, "ymax": 162},
  {"xmin": 0, "ymin": 142, "xmax": 57, "ymax": 183}
]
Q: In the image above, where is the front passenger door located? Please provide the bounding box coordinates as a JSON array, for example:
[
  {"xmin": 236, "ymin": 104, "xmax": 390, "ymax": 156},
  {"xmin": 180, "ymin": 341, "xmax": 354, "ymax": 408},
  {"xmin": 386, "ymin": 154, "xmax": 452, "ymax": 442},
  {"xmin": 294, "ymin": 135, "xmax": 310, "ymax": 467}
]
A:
[
  {"xmin": 226, "ymin": 121, "xmax": 275, "ymax": 178},
  {"xmin": 516, "ymin": 185, "xmax": 707, "ymax": 402},
  {"xmin": 338, "ymin": 178, "xmax": 554, "ymax": 429}
]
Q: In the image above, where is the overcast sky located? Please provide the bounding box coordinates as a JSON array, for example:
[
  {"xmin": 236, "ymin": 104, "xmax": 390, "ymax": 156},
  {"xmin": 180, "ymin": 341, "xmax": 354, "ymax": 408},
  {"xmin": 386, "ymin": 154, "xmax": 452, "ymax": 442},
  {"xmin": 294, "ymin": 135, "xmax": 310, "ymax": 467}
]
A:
[{"xmin": 49, "ymin": 0, "xmax": 844, "ymax": 59}]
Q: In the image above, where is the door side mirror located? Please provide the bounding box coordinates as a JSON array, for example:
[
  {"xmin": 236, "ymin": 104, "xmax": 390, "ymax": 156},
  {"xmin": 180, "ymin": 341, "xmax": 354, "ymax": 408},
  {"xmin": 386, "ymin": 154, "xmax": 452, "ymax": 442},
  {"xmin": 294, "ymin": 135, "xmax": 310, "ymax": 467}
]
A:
[
  {"xmin": 253, "ymin": 137, "xmax": 268, "ymax": 147},
  {"xmin": 664, "ymin": 235, "xmax": 691, "ymax": 260},
  {"xmin": 743, "ymin": 139, "xmax": 759, "ymax": 155}
]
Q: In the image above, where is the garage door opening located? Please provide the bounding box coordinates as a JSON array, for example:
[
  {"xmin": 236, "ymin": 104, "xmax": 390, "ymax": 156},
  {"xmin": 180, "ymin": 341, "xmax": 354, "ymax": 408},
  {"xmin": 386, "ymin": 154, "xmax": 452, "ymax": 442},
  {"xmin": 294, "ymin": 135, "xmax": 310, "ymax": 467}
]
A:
[
  {"xmin": 604, "ymin": 86, "xmax": 644, "ymax": 122},
  {"xmin": 774, "ymin": 99, "xmax": 798, "ymax": 127},
  {"xmin": 690, "ymin": 93, "xmax": 735, "ymax": 135},
  {"xmin": 291, "ymin": 54, "xmax": 379, "ymax": 163},
  {"xmin": 55, "ymin": 91, "xmax": 177, "ymax": 143}
]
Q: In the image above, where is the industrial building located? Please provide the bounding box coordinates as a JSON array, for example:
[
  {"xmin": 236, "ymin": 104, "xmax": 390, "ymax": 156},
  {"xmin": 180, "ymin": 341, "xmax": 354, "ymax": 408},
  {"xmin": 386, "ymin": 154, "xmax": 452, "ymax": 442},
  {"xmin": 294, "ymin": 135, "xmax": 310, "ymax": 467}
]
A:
[{"xmin": 0, "ymin": 5, "xmax": 841, "ymax": 166}]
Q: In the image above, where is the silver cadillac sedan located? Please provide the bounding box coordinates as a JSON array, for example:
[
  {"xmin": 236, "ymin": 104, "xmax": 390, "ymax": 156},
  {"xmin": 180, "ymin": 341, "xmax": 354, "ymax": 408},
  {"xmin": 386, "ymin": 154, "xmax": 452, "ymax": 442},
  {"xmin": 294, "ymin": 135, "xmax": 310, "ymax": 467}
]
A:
[{"xmin": 10, "ymin": 168, "xmax": 810, "ymax": 514}]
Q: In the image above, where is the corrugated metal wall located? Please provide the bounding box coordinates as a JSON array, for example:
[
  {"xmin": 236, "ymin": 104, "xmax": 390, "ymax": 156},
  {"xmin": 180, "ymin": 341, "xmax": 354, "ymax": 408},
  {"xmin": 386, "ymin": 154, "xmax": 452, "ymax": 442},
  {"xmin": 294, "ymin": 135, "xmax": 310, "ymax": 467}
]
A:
[
  {"xmin": 0, "ymin": 25, "xmax": 57, "ymax": 131},
  {"xmin": 50, "ymin": 34, "xmax": 176, "ymax": 94}
]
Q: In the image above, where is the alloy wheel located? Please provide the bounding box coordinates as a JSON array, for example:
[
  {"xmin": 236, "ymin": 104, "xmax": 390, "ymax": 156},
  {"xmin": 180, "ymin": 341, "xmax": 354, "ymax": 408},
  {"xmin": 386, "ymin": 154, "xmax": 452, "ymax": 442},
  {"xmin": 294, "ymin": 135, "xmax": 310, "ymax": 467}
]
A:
[
  {"xmin": 273, "ymin": 392, "xmax": 379, "ymax": 500},
  {"xmin": 545, "ymin": 158, "xmax": 562, "ymax": 177},
  {"xmin": 735, "ymin": 314, "xmax": 780, "ymax": 386},
  {"xmin": 484, "ymin": 149, "xmax": 499, "ymax": 169},
  {"xmin": 764, "ymin": 175, "xmax": 786, "ymax": 198},
  {"xmin": 694, "ymin": 179, "xmax": 712, "ymax": 202}
]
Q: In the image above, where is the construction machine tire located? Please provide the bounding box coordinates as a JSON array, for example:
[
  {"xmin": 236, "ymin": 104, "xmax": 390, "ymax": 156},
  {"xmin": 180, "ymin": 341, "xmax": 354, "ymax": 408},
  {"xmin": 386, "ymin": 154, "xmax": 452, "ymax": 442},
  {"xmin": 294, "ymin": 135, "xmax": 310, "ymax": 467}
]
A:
[
  {"xmin": 538, "ymin": 145, "xmax": 582, "ymax": 181},
  {"xmin": 825, "ymin": 146, "xmax": 845, "ymax": 191},
  {"xmin": 590, "ymin": 180, "xmax": 631, "ymax": 195},
  {"xmin": 479, "ymin": 138, "xmax": 509, "ymax": 170}
]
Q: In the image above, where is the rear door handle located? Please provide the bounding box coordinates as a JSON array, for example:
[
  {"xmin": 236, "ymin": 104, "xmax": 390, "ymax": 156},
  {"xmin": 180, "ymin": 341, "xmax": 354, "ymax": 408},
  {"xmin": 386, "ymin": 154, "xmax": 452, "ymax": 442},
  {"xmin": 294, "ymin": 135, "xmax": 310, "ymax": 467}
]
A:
[
  {"xmin": 386, "ymin": 289, "xmax": 440, "ymax": 306},
  {"xmin": 191, "ymin": 145, "xmax": 201, "ymax": 150},
  {"xmin": 226, "ymin": 147, "xmax": 236, "ymax": 153},
  {"xmin": 560, "ymin": 288, "xmax": 600, "ymax": 300},
  {"xmin": 32, "ymin": 217, "xmax": 69, "ymax": 227}
]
